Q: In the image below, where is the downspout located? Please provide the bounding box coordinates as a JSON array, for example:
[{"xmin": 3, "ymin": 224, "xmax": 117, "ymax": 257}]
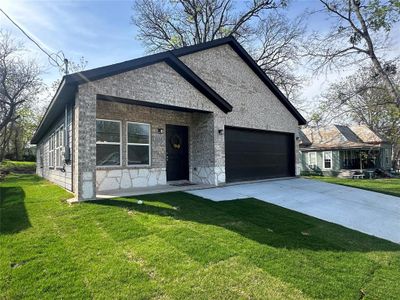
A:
[{"xmin": 62, "ymin": 105, "xmax": 71, "ymax": 170}]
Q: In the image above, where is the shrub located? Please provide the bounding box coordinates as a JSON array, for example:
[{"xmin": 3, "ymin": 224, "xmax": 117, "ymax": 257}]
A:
[{"xmin": 300, "ymin": 170, "xmax": 323, "ymax": 176}]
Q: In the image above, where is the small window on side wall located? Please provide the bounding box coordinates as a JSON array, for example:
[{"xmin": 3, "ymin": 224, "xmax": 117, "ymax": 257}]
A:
[
  {"xmin": 127, "ymin": 122, "xmax": 150, "ymax": 166},
  {"xmin": 96, "ymin": 119, "xmax": 121, "ymax": 166},
  {"xmin": 49, "ymin": 134, "xmax": 55, "ymax": 168},
  {"xmin": 324, "ymin": 151, "xmax": 332, "ymax": 169}
]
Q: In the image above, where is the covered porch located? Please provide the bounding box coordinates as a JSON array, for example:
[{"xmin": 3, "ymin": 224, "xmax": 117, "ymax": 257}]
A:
[
  {"xmin": 339, "ymin": 148, "xmax": 382, "ymax": 170},
  {"xmin": 94, "ymin": 94, "xmax": 225, "ymax": 196}
]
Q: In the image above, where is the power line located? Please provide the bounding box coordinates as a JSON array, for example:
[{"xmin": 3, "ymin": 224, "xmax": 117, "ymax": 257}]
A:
[{"xmin": 0, "ymin": 8, "xmax": 68, "ymax": 72}]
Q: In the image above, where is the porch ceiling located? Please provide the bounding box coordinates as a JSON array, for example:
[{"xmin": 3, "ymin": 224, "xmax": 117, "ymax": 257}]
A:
[{"xmin": 96, "ymin": 94, "xmax": 213, "ymax": 114}]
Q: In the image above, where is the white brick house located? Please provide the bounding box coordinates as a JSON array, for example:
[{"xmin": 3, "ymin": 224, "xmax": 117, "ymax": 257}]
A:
[{"xmin": 31, "ymin": 37, "xmax": 306, "ymax": 201}]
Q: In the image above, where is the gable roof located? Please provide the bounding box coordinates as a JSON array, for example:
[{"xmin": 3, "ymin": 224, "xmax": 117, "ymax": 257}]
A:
[
  {"xmin": 350, "ymin": 125, "xmax": 385, "ymax": 143},
  {"xmin": 173, "ymin": 37, "xmax": 306, "ymax": 126},
  {"xmin": 300, "ymin": 125, "xmax": 386, "ymax": 151},
  {"xmin": 31, "ymin": 36, "xmax": 305, "ymax": 144}
]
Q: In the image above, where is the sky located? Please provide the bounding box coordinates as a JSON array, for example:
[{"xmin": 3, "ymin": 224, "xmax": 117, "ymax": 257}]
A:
[{"xmin": 0, "ymin": 0, "xmax": 399, "ymax": 114}]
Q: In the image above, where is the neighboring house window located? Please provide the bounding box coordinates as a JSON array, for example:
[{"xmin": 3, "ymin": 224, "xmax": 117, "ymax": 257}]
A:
[
  {"xmin": 55, "ymin": 126, "xmax": 64, "ymax": 167},
  {"xmin": 49, "ymin": 134, "xmax": 54, "ymax": 168},
  {"xmin": 323, "ymin": 151, "xmax": 332, "ymax": 169},
  {"xmin": 127, "ymin": 122, "xmax": 150, "ymax": 165},
  {"xmin": 308, "ymin": 152, "xmax": 317, "ymax": 168},
  {"xmin": 96, "ymin": 119, "xmax": 121, "ymax": 166}
]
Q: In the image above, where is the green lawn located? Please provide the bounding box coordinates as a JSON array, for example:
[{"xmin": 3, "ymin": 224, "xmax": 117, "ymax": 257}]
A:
[
  {"xmin": 306, "ymin": 176, "xmax": 400, "ymax": 197},
  {"xmin": 1, "ymin": 174, "xmax": 400, "ymax": 299}
]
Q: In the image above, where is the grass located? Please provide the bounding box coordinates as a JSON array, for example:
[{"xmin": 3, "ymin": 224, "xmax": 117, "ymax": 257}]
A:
[
  {"xmin": 0, "ymin": 160, "xmax": 36, "ymax": 174},
  {"xmin": 306, "ymin": 176, "xmax": 400, "ymax": 197},
  {"xmin": 1, "ymin": 174, "xmax": 400, "ymax": 299}
]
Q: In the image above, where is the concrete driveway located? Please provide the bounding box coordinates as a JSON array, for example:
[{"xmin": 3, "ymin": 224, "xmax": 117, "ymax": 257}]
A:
[{"xmin": 188, "ymin": 178, "xmax": 400, "ymax": 244}]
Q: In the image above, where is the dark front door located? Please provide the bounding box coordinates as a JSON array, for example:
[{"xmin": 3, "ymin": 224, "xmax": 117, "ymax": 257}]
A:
[
  {"xmin": 225, "ymin": 126, "xmax": 295, "ymax": 182},
  {"xmin": 166, "ymin": 125, "xmax": 189, "ymax": 181}
]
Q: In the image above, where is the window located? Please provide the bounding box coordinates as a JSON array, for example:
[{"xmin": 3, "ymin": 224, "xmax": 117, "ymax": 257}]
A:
[
  {"xmin": 39, "ymin": 145, "xmax": 44, "ymax": 168},
  {"xmin": 55, "ymin": 126, "xmax": 64, "ymax": 167},
  {"xmin": 48, "ymin": 134, "xmax": 54, "ymax": 168},
  {"xmin": 323, "ymin": 151, "xmax": 332, "ymax": 169},
  {"xmin": 127, "ymin": 122, "xmax": 150, "ymax": 165},
  {"xmin": 96, "ymin": 119, "xmax": 121, "ymax": 166},
  {"xmin": 308, "ymin": 152, "xmax": 316, "ymax": 167}
]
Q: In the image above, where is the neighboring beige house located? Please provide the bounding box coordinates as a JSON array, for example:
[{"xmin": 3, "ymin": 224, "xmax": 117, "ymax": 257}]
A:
[
  {"xmin": 31, "ymin": 37, "xmax": 306, "ymax": 201},
  {"xmin": 299, "ymin": 125, "xmax": 392, "ymax": 176}
]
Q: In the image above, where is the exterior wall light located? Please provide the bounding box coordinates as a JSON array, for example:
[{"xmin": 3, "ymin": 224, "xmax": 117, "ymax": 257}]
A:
[
  {"xmin": 158, "ymin": 128, "xmax": 164, "ymax": 134},
  {"xmin": 218, "ymin": 129, "xmax": 224, "ymax": 135}
]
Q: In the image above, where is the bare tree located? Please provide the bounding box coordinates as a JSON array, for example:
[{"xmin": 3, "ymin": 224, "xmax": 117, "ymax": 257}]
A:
[
  {"xmin": 132, "ymin": 0, "xmax": 287, "ymax": 51},
  {"xmin": 132, "ymin": 0, "xmax": 307, "ymax": 100},
  {"xmin": 249, "ymin": 13, "xmax": 306, "ymax": 98},
  {"xmin": 307, "ymin": 0, "xmax": 400, "ymax": 106},
  {"xmin": 0, "ymin": 30, "xmax": 42, "ymax": 160}
]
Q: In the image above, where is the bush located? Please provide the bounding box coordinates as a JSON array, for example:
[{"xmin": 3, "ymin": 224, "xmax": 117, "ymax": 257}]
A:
[
  {"xmin": 300, "ymin": 170, "xmax": 323, "ymax": 176},
  {"xmin": 0, "ymin": 160, "xmax": 36, "ymax": 175}
]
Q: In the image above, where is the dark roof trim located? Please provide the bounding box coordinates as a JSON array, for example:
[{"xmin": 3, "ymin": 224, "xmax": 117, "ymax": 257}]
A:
[
  {"xmin": 171, "ymin": 36, "xmax": 306, "ymax": 125},
  {"xmin": 227, "ymin": 39, "xmax": 306, "ymax": 125},
  {"xmin": 97, "ymin": 94, "xmax": 213, "ymax": 113},
  {"xmin": 65, "ymin": 52, "xmax": 167, "ymax": 85},
  {"xmin": 64, "ymin": 35, "xmax": 302, "ymax": 123},
  {"xmin": 65, "ymin": 51, "xmax": 232, "ymax": 113},
  {"xmin": 31, "ymin": 79, "xmax": 77, "ymax": 144},
  {"xmin": 164, "ymin": 54, "xmax": 232, "ymax": 112},
  {"xmin": 32, "ymin": 36, "xmax": 306, "ymax": 144}
]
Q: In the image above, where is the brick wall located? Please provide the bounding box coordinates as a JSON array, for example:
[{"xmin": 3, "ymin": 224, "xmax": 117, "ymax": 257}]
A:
[{"xmin": 95, "ymin": 100, "xmax": 215, "ymax": 191}]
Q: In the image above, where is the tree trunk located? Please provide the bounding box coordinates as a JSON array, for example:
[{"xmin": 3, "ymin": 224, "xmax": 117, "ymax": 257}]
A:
[{"xmin": 351, "ymin": 0, "xmax": 400, "ymax": 106}]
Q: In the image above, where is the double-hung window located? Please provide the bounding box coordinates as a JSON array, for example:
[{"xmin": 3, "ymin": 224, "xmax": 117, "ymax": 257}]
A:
[
  {"xmin": 308, "ymin": 152, "xmax": 316, "ymax": 168},
  {"xmin": 127, "ymin": 122, "xmax": 150, "ymax": 166},
  {"xmin": 49, "ymin": 134, "xmax": 54, "ymax": 168},
  {"xmin": 96, "ymin": 119, "xmax": 121, "ymax": 166},
  {"xmin": 323, "ymin": 151, "xmax": 332, "ymax": 169},
  {"xmin": 55, "ymin": 126, "xmax": 64, "ymax": 167}
]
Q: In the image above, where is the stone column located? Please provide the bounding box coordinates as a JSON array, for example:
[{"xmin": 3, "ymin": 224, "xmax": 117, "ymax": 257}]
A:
[
  {"xmin": 213, "ymin": 114, "xmax": 226, "ymax": 185},
  {"xmin": 73, "ymin": 84, "xmax": 97, "ymax": 200}
]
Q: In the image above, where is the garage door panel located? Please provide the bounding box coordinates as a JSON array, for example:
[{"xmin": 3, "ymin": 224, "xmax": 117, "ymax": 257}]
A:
[{"xmin": 225, "ymin": 127, "xmax": 295, "ymax": 182}]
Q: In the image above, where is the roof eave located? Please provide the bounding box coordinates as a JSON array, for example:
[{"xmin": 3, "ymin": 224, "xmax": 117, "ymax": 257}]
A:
[{"xmin": 30, "ymin": 79, "xmax": 76, "ymax": 144}]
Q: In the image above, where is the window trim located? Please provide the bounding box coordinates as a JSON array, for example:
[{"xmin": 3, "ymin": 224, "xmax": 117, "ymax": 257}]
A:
[
  {"xmin": 126, "ymin": 121, "xmax": 151, "ymax": 167},
  {"xmin": 323, "ymin": 151, "xmax": 333, "ymax": 170},
  {"xmin": 308, "ymin": 151, "xmax": 317, "ymax": 168},
  {"xmin": 55, "ymin": 125, "xmax": 64, "ymax": 168},
  {"xmin": 96, "ymin": 118, "xmax": 122, "ymax": 167},
  {"xmin": 48, "ymin": 133, "xmax": 54, "ymax": 168}
]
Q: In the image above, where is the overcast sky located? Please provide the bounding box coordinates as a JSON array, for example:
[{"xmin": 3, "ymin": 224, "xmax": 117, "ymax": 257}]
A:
[{"xmin": 1, "ymin": 0, "xmax": 399, "ymax": 113}]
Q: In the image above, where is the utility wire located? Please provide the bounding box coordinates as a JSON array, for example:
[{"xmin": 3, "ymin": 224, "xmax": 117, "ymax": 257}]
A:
[{"xmin": 0, "ymin": 8, "xmax": 66, "ymax": 71}]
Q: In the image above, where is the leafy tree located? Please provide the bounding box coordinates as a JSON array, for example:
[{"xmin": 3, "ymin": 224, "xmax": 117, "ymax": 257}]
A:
[
  {"xmin": 313, "ymin": 65, "xmax": 400, "ymax": 167},
  {"xmin": 0, "ymin": 30, "xmax": 43, "ymax": 161},
  {"xmin": 307, "ymin": 0, "xmax": 400, "ymax": 106}
]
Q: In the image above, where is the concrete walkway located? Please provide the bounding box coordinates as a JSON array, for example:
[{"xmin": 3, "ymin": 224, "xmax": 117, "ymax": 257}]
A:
[{"xmin": 188, "ymin": 178, "xmax": 400, "ymax": 244}]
